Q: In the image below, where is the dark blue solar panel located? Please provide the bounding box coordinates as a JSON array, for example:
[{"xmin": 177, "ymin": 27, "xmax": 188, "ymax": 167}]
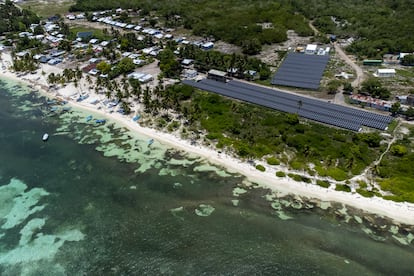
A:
[
  {"xmin": 271, "ymin": 52, "xmax": 330, "ymax": 90},
  {"xmin": 182, "ymin": 79, "xmax": 393, "ymax": 132}
]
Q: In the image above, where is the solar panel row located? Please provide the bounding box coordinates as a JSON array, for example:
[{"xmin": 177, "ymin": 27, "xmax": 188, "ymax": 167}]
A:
[
  {"xmin": 228, "ymin": 81, "xmax": 392, "ymax": 129},
  {"xmin": 271, "ymin": 52, "xmax": 330, "ymax": 90},
  {"xmin": 182, "ymin": 79, "xmax": 393, "ymax": 132}
]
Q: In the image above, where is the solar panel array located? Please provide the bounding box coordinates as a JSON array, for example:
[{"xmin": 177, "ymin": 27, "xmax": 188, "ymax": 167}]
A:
[
  {"xmin": 271, "ymin": 52, "xmax": 330, "ymax": 90},
  {"xmin": 183, "ymin": 79, "xmax": 393, "ymax": 132}
]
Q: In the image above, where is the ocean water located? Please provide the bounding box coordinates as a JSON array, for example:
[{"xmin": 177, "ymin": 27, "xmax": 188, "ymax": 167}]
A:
[{"xmin": 0, "ymin": 77, "xmax": 413, "ymax": 275}]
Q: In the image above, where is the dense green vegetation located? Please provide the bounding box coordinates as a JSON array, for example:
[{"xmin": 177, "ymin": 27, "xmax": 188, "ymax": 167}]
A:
[
  {"xmin": 360, "ymin": 78, "xmax": 391, "ymax": 100},
  {"xmin": 377, "ymin": 130, "xmax": 414, "ymax": 203},
  {"xmin": 290, "ymin": 0, "xmax": 414, "ymax": 58},
  {"xmin": 143, "ymin": 83, "xmax": 384, "ymax": 180},
  {"xmin": 401, "ymin": 55, "xmax": 414, "ymax": 66},
  {"xmin": 0, "ymin": 0, "xmax": 40, "ymax": 35}
]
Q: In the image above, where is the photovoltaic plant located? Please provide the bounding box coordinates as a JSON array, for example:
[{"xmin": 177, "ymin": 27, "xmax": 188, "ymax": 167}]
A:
[
  {"xmin": 183, "ymin": 79, "xmax": 393, "ymax": 132},
  {"xmin": 271, "ymin": 52, "xmax": 330, "ymax": 90}
]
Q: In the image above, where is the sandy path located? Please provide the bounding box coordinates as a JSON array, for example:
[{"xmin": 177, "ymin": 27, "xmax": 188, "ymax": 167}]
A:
[{"xmin": 334, "ymin": 42, "xmax": 366, "ymax": 87}]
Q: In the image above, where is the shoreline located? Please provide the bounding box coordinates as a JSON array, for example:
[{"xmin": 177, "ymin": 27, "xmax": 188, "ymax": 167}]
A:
[{"xmin": 2, "ymin": 54, "xmax": 414, "ymax": 226}]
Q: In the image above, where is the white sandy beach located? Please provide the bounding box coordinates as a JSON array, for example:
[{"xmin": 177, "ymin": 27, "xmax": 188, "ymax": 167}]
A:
[{"xmin": 2, "ymin": 51, "xmax": 414, "ymax": 225}]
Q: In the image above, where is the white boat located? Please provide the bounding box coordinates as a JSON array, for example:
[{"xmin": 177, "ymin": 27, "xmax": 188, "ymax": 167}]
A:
[{"xmin": 42, "ymin": 133, "xmax": 49, "ymax": 142}]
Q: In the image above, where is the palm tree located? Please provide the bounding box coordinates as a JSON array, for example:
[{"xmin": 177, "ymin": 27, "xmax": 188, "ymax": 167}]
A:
[
  {"xmin": 76, "ymin": 67, "xmax": 82, "ymax": 81},
  {"xmin": 62, "ymin": 68, "xmax": 71, "ymax": 82},
  {"xmin": 74, "ymin": 80, "xmax": 79, "ymax": 91},
  {"xmin": 143, "ymin": 86, "xmax": 151, "ymax": 112},
  {"xmin": 86, "ymin": 75, "xmax": 92, "ymax": 86},
  {"xmin": 105, "ymin": 90, "xmax": 112, "ymax": 99},
  {"xmin": 297, "ymin": 100, "xmax": 303, "ymax": 114},
  {"xmin": 131, "ymin": 85, "xmax": 141, "ymax": 102},
  {"xmin": 121, "ymin": 101, "xmax": 131, "ymax": 114},
  {"xmin": 47, "ymin": 73, "xmax": 56, "ymax": 85}
]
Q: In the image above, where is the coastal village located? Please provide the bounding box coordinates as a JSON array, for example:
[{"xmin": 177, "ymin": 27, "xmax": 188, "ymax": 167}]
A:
[
  {"xmin": 5, "ymin": 7, "xmax": 414, "ymax": 116},
  {"xmin": 1, "ymin": 2, "xmax": 414, "ymax": 228}
]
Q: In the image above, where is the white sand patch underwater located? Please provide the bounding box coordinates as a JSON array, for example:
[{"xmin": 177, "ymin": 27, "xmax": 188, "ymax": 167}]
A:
[
  {"xmin": 0, "ymin": 178, "xmax": 85, "ymax": 269},
  {"xmin": 0, "ymin": 227, "xmax": 84, "ymax": 265},
  {"xmin": 195, "ymin": 204, "xmax": 215, "ymax": 217},
  {"xmin": 0, "ymin": 178, "xmax": 49, "ymax": 230}
]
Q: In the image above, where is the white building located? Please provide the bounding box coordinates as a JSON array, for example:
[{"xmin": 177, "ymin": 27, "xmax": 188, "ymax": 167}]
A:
[
  {"xmin": 376, "ymin": 68, "xmax": 396, "ymax": 78},
  {"xmin": 133, "ymin": 59, "xmax": 144, "ymax": 65},
  {"xmin": 183, "ymin": 69, "xmax": 198, "ymax": 79},
  {"xmin": 305, "ymin": 44, "xmax": 317, "ymax": 55},
  {"xmin": 127, "ymin": 72, "xmax": 153, "ymax": 83},
  {"xmin": 181, "ymin": 59, "xmax": 194, "ymax": 66},
  {"xmin": 201, "ymin": 42, "xmax": 214, "ymax": 50}
]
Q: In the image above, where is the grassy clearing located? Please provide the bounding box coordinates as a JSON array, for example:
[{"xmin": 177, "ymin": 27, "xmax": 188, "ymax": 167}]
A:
[
  {"xmin": 396, "ymin": 69, "xmax": 414, "ymax": 79},
  {"xmin": 20, "ymin": 0, "xmax": 75, "ymax": 19},
  {"xmin": 68, "ymin": 26, "xmax": 112, "ymax": 41},
  {"xmin": 386, "ymin": 120, "xmax": 398, "ymax": 133}
]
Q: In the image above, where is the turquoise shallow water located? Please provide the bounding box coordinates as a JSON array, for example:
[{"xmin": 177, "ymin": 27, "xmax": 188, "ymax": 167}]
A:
[{"xmin": 0, "ymin": 77, "xmax": 413, "ymax": 275}]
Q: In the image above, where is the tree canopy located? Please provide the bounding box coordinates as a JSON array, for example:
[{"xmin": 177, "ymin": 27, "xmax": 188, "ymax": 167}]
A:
[
  {"xmin": 360, "ymin": 78, "xmax": 390, "ymax": 100},
  {"xmin": 0, "ymin": 0, "xmax": 40, "ymax": 35}
]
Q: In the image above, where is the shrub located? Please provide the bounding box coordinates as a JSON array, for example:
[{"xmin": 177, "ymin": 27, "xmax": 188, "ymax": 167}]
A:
[
  {"xmin": 316, "ymin": 180, "xmax": 330, "ymax": 188},
  {"xmin": 288, "ymin": 173, "xmax": 303, "ymax": 182},
  {"xmin": 355, "ymin": 132, "xmax": 381, "ymax": 148},
  {"xmin": 328, "ymin": 168, "xmax": 348, "ymax": 181},
  {"xmin": 290, "ymin": 161, "xmax": 303, "ymax": 170},
  {"xmin": 301, "ymin": 176, "xmax": 311, "ymax": 183},
  {"xmin": 276, "ymin": 171, "xmax": 286, "ymax": 177},
  {"xmin": 266, "ymin": 156, "xmax": 280, "ymax": 165},
  {"xmin": 357, "ymin": 180, "xmax": 367, "ymax": 189},
  {"xmin": 390, "ymin": 145, "xmax": 407, "ymax": 156},
  {"xmin": 380, "ymin": 177, "xmax": 414, "ymax": 203},
  {"xmin": 335, "ymin": 184, "xmax": 351, "ymax": 192},
  {"xmin": 206, "ymin": 133, "xmax": 222, "ymax": 140},
  {"xmin": 157, "ymin": 118, "xmax": 167, "ymax": 128},
  {"xmin": 356, "ymin": 189, "xmax": 375, "ymax": 198},
  {"xmin": 167, "ymin": 121, "xmax": 180, "ymax": 132},
  {"xmin": 255, "ymin": 164, "xmax": 266, "ymax": 172}
]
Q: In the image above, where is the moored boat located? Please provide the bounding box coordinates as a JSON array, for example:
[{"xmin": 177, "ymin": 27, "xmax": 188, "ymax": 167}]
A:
[
  {"xmin": 132, "ymin": 115, "xmax": 141, "ymax": 121},
  {"xmin": 42, "ymin": 133, "xmax": 49, "ymax": 142},
  {"xmin": 95, "ymin": 119, "xmax": 106, "ymax": 124}
]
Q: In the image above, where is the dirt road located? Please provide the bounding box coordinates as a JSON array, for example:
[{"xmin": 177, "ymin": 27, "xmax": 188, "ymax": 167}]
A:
[
  {"xmin": 308, "ymin": 21, "xmax": 365, "ymax": 89},
  {"xmin": 333, "ymin": 42, "xmax": 365, "ymax": 88}
]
